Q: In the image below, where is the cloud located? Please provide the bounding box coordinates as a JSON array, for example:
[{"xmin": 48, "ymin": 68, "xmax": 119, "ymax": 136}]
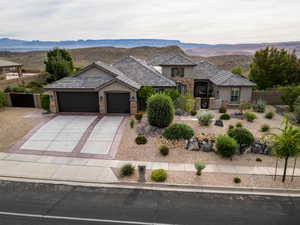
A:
[{"xmin": 0, "ymin": 0, "xmax": 299, "ymax": 43}]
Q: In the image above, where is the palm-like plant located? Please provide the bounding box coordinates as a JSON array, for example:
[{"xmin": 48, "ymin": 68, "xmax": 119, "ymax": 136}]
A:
[{"xmin": 268, "ymin": 119, "xmax": 300, "ymax": 182}]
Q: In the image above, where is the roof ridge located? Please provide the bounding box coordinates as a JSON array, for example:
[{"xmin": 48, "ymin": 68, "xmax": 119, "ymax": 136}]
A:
[
  {"xmin": 160, "ymin": 54, "xmax": 195, "ymax": 65},
  {"xmin": 127, "ymin": 56, "xmax": 175, "ymax": 86}
]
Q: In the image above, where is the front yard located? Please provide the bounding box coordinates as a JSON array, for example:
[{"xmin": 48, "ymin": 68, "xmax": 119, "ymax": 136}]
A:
[
  {"xmin": 0, "ymin": 107, "xmax": 49, "ymax": 152},
  {"xmin": 116, "ymin": 106, "xmax": 298, "ymax": 169}
]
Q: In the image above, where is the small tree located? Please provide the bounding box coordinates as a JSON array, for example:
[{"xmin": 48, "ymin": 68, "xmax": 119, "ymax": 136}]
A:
[
  {"xmin": 239, "ymin": 100, "xmax": 251, "ymax": 114},
  {"xmin": 231, "ymin": 66, "xmax": 243, "ymax": 76},
  {"xmin": 269, "ymin": 119, "xmax": 300, "ymax": 182},
  {"xmin": 137, "ymin": 86, "xmax": 155, "ymax": 111},
  {"xmin": 44, "ymin": 48, "xmax": 74, "ymax": 81},
  {"xmin": 279, "ymin": 85, "xmax": 300, "ymax": 112},
  {"xmin": 163, "ymin": 88, "xmax": 180, "ymax": 102},
  {"xmin": 147, "ymin": 93, "xmax": 174, "ymax": 128},
  {"xmin": 294, "ymin": 96, "xmax": 300, "ymax": 123}
]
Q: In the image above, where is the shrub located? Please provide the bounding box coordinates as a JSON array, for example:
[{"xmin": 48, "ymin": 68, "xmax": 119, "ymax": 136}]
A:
[
  {"xmin": 41, "ymin": 94, "xmax": 50, "ymax": 112},
  {"xmin": 294, "ymin": 96, "xmax": 300, "ymax": 123},
  {"xmin": 147, "ymin": 93, "xmax": 174, "ymax": 128},
  {"xmin": 228, "ymin": 125, "xmax": 234, "ymax": 130},
  {"xmin": 244, "ymin": 111, "xmax": 257, "ymax": 122},
  {"xmin": 134, "ymin": 112, "xmax": 143, "ymax": 122},
  {"xmin": 163, "ymin": 88, "xmax": 180, "ymax": 102},
  {"xmin": 197, "ymin": 110, "xmax": 215, "ymax": 126},
  {"xmin": 129, "ymin": 118, "xmax": 135, "ymax": 128},
  {"xmin": 233, "ymin": 177, "xmax": 241, "ymax": 183},
  {"xmin": 11, "ymin": 86, "xmax": 26, "ymax": 93},
  {"xmin": 261, "ymin": 124, "xmax": 270, "ymax": 132},
  {"xmin": 265, "ymin": 111, "xmax": 274, "ymax": 119},
  {"xmin": 137, "ymin": 86, "xmax": 155, "ymax": 110},
  {"xmin": 0, "ymin": 91, "xmax": 5, "ymax": 108},
  {"xmin": 279, "ymin": 85, "xmax": 300, "ymax": 112},
  {"xmin": 252, "ymin": 99, "xmax": 266, "ymax": 113},
  {"xmin": 227, "ymin": 127, "xmax": 254, "ymax": 151},
  {"xmin": 190, "ymin": 110, "xmax": 197, "ymax": 116},
  {"xmin": 236, "ymin": 122, "xmax": 243, "ymax": 128},
  {"xmin": 120, "ymin": 164, "xmax": 134, "ymax": 177},
  {"xmin": 219, "ymin": 106, "xmax": 227, "ymax": 113},
  {"xmin": 194, "ymin": 161, "xmax": 206, "ymax": 176},
  {"xmin": 174, "ymin": 94, "xmax": 195, "ymax": 113},
  {"xmin": 135, "ymin": 136, "xmax": 147, "ymax": 145},
  {"xmin": 159, "ymin": 145, "xmax": 169, "ymax": 156},
  {"xmin": 220, "ymin": 113, "xmax": 231, "ymax": 120},
  {"xmin": 256, "ymin": 157, "xmax": 262, "ymax": 162},
  {"xmin": 162, "ymin": 123, "xmax": 194, "ymax": 140},
  {"xmin": 216, "ymin": 135, "xmax": 238, "ymax": 158},
  {"xmin": 151, "ymin": 169, "xmax": 167, "ymax": 182}
]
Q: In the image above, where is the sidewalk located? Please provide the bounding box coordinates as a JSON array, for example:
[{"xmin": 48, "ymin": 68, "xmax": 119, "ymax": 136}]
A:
[{"xmin": 1, "ymin": 152, "xmax": 300, "ymax": 183}]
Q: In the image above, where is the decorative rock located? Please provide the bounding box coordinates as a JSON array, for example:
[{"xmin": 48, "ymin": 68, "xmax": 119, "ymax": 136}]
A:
[
  {"xmin": 251, "ymin": 141, "xmax": 272, "ymax": 154},
  {"xmin": 186, "ymin": 138, "xmax": 200, "ymax": 151},
  {"xmin": 175, "ymin": 108, "xmax": 185, "ymax": 116},
  {"xmin": 214, "ymin": 119, "xmax": 224, "ymax": 127},
  {"xmin": 201, "ymin": 143, "xmax": 213, "ymax": 152}
]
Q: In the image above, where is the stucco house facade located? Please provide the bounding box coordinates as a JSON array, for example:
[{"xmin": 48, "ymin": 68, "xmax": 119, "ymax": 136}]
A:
[{"xmin": 45, "ymin": 54, "xmax": 255, "ymax": 114}]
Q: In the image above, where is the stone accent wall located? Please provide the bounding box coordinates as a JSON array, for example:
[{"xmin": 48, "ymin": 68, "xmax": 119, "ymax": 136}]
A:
[{"xmin": 171, "ymin": 77, "xmax": 194, "ymax": 96}]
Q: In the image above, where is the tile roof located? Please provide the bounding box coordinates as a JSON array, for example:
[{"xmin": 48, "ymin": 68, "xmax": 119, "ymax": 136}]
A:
[
  {"xmin": 0, "ymin": 59, "xmax": 22, "ymax": 67},
  {"xmin": 113, "ymin": 56, "xmax": 176, "ymax": 87},
  {"xmin": 45, "ymin": 61, "xmax": 140, "ymax": 90},
  {"xmin": 159, "ymin": 54, "xmax": 196, "ymax": 66}
]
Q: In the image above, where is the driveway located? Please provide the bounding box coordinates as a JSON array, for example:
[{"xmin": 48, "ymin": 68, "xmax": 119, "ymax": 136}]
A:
[{"xmin": 21, "ymin": 116, "xmax": 97, "ymax": 152}]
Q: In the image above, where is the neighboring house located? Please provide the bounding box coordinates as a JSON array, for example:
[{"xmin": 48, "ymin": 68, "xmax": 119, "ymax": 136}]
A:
[
  {"xmin": 45, "ymin": 54, "xmax": 255, "ymax": 114},
  {"xmin": 0, "ymin": 59, "xmax": 22, "ymax": 79}
]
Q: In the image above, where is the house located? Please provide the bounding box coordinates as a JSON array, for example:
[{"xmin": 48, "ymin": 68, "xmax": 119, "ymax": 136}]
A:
[
  {"xmin": 45, "ymin": 54, "xmax": 255, "ymax": 114},
  {"xmin": 0, "ymin": 59, "xmax": 23, "ymax": 79}
]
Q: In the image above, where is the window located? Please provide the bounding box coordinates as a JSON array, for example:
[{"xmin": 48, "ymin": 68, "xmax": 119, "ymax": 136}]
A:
[
  {"xmin": 176, "ymin": 83, "xmax": 187, "ymax": 95},
  {"xmin": 171, "ymin": 67, "xmax": 184, "ymax": 77},
  {"xmin": 231, "ymin": 88, "xmax": 240, "ymax": 103}
]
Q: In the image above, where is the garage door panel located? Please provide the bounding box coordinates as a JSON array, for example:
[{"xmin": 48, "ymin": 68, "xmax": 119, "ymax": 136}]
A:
[
  {"xmin": 107, "ymin": 93, "xmax": 130, "ymax": 113},
  {"xmin": 57, "ymin": 92, "xmax": 99, "ymax": 112}
]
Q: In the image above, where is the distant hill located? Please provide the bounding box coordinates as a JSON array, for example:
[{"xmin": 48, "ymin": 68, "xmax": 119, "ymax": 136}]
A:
[{"xmin": 0, "ymin": 45, "xmax": 250, "ymax": 72}]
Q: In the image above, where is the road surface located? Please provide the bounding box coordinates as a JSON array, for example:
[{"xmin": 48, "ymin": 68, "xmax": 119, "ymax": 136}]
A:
[{"xmin": 0, "ymin": 181, "xmax": 299, "ymax": 225}]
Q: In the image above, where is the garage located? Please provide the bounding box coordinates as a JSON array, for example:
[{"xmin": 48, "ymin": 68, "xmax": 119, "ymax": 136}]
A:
[
  {"xmin": 106, "ymin": 93, "xmax": 130, "ymax": 113},
  {"xmin": 57, "ymin": 92, "xmax": 99, "ymax": 112}
]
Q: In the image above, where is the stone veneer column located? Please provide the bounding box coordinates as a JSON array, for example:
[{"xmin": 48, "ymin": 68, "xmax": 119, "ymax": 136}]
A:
[
  {"xmin": 130, "ymin": 100, "xmax": 137, "ymax": 115},
  {"xmin": 195, "ymin": 97, "xmax": 201, "ymax": 110},
  {"xmin": 99, "ymin": 95, "xmax": 106, "ymax": 114},
  {"xmin": 49, "ymin": 92, "xmax": 57, "ymax": 113}
]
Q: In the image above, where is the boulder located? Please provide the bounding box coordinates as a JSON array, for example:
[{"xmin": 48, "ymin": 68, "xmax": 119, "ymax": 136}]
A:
[
  {"xmin": 201, "ymin": 143, "xmax": 213, "ymax": 152},
  {"xmin": 175, "ymin": 108, "xmax": 185, "ymax": 116},
  {"xmin": 214, "ymin": 119, "xmax": 224, "ymax": 127},
  {"xmin": 186, "ymin": 138, "xmax": 200, "ymax": 151}
]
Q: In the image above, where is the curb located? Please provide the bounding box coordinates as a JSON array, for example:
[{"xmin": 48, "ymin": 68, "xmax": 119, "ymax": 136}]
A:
[{"xmin": 0, "ymin": 176, "xmax": 300, "ymax": 197}]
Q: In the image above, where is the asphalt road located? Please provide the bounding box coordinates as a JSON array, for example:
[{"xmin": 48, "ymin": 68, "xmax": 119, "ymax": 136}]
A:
[{"xmin": 0, "ymin": 181, "xmax": 299, "ymax": 225}]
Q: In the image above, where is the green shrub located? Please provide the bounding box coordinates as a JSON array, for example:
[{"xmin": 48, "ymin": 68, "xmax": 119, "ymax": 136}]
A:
[
  {"xmin": 265, "ymin": 111, "xmax": 274, "ymax": 119},
  {"xmin": 174, "ymin": 94, "xmax": 195, "ymax": 113},
  {"xmin": 162, "ymin": 123, "xmax": 194, "ymax": 140},
  {"xmin": 216, "ymin": 135, "xmax": 238, "ymax": 158},
  {"xmin": 120, "ymin": 164, "xmax": 134, "ymax": 177},
  {"xmin": 197, "ymin": 110, "xmax": 215, "ymax": 126},
  {"xmin": 26, "ymin": 81, "xmax": 42, "ymax": 88},
  {"xmin": 244, "ymin": 111, "xmax": 257, "ymax": 122},
  {"xmin": 279, "ymin": 85, "xmax": 300, "ymax": 112},
  {"xmin": 227, "ymin": 127, "xmax": 255, "ymax": 151},
  {"xmin": 294, "ymin": 96, "xmax": 300, "ymax": 123},
  {"xmin": 134, "ymin": 112, "xmax": 143, "ymax": 122},
  {"xmin": 256, "ymin": 157, "xmax": 262, "ymax": 162},
  {"xmin": 0, "ymin": 91, "xmax": 5, "ymax": 108},
  {"xmin": 190, "ymin": 110, "xmax": 197, "ymax": 116},
  {"xmin": 220, "ymin": 113, "xmax": 231, "ymax": 120},
  {"xmin": 163, "ymin": 88, "xmax": 180, "ymax": 102},
  {"xmin": 233, "ymin": 177, "xmax": 241, "ymax": 183},
  {"xmin": 147, "ymin": 93, "xmax": 174, "ymax": 128},
  {"xmin": 261, "ymin": 124, "xmax": 270, "ymax": 132},
  {"xmin": 135, "ymin": 136, "xmax": 147, "ymax": 145},
  {"xmin": 151, "ymin": 169, "xmax": 167, "ymax": 182},
  {"xmin": 236, "ymin": 122, "xmax": 243, "ymax": 128},
  {"xmin": 252, "ymin": 99, "xmax": 266, "ymax": 113},
  {"xmin": 137, "ymin": 86, "xmax": 155, "ymax": 110},
  {"xmin": 159, "ymin": 145, "xmax": 169, "ymax": 156},
  {"xmin": 228, "ymin": 125, "xmax": 234, "ymax": 130},
  {"xmin": 219, "ymin": 106, "xmax": 227, "ymax": 113},
  {"xmin": 41, "ymin": 94, "xmax": 50, "ymax": 112},
  {"xmin": 129, "ymin": 118, "xmax": 135, "ymax": 128},
  {"xmin": 194, "ymin": 161, "xmax": 206, "ymax": 176},
  {"xmin": 11, "ymin": 86, "xmax": 26, "ymax": 93}
]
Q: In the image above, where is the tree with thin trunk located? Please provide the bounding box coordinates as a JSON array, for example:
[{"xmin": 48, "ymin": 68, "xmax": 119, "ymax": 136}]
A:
[{"xmin": 268, "ymin": 119, "xmax": 300, "ymax": 182}]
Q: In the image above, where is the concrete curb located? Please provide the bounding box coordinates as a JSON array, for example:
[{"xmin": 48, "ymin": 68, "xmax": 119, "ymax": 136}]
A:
[{"xmin": 0, "ymin": 176, "xmax": 300, "ymax": 197}]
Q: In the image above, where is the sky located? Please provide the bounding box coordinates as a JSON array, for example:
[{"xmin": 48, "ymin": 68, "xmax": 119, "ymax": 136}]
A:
[{"xmin": 1, "ymin": 0, "xmax": 300, "ymax": 44}]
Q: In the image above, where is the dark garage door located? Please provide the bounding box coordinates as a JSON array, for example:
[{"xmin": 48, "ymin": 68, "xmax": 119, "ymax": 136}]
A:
[
  {"xmin": 10, "ymin": 93, "xmax": 35, "ymax": 107},
  {"xmin": 57, "ymin": 92, "xmax": 99, "ymax": 112},
  {"xmin": 107, "ymin": 93, "xmax": 130, "ymax": 113}
]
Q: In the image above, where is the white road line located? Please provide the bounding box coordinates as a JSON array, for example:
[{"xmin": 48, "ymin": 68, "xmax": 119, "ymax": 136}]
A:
[{"xmin": 0, "ymin": 211, "xmax": 175, "ymax": 225}]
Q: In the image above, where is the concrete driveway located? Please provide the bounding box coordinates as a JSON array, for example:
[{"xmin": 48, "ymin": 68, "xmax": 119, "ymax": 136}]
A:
[{"xmin": 21, "ymin": 116, "xmax": 97, "ymax": 152}]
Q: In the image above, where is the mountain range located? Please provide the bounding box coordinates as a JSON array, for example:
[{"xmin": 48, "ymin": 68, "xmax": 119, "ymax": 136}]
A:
[{"xmin": 0, "ymin": 38, "xmax": 299, "ymax": 57}]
